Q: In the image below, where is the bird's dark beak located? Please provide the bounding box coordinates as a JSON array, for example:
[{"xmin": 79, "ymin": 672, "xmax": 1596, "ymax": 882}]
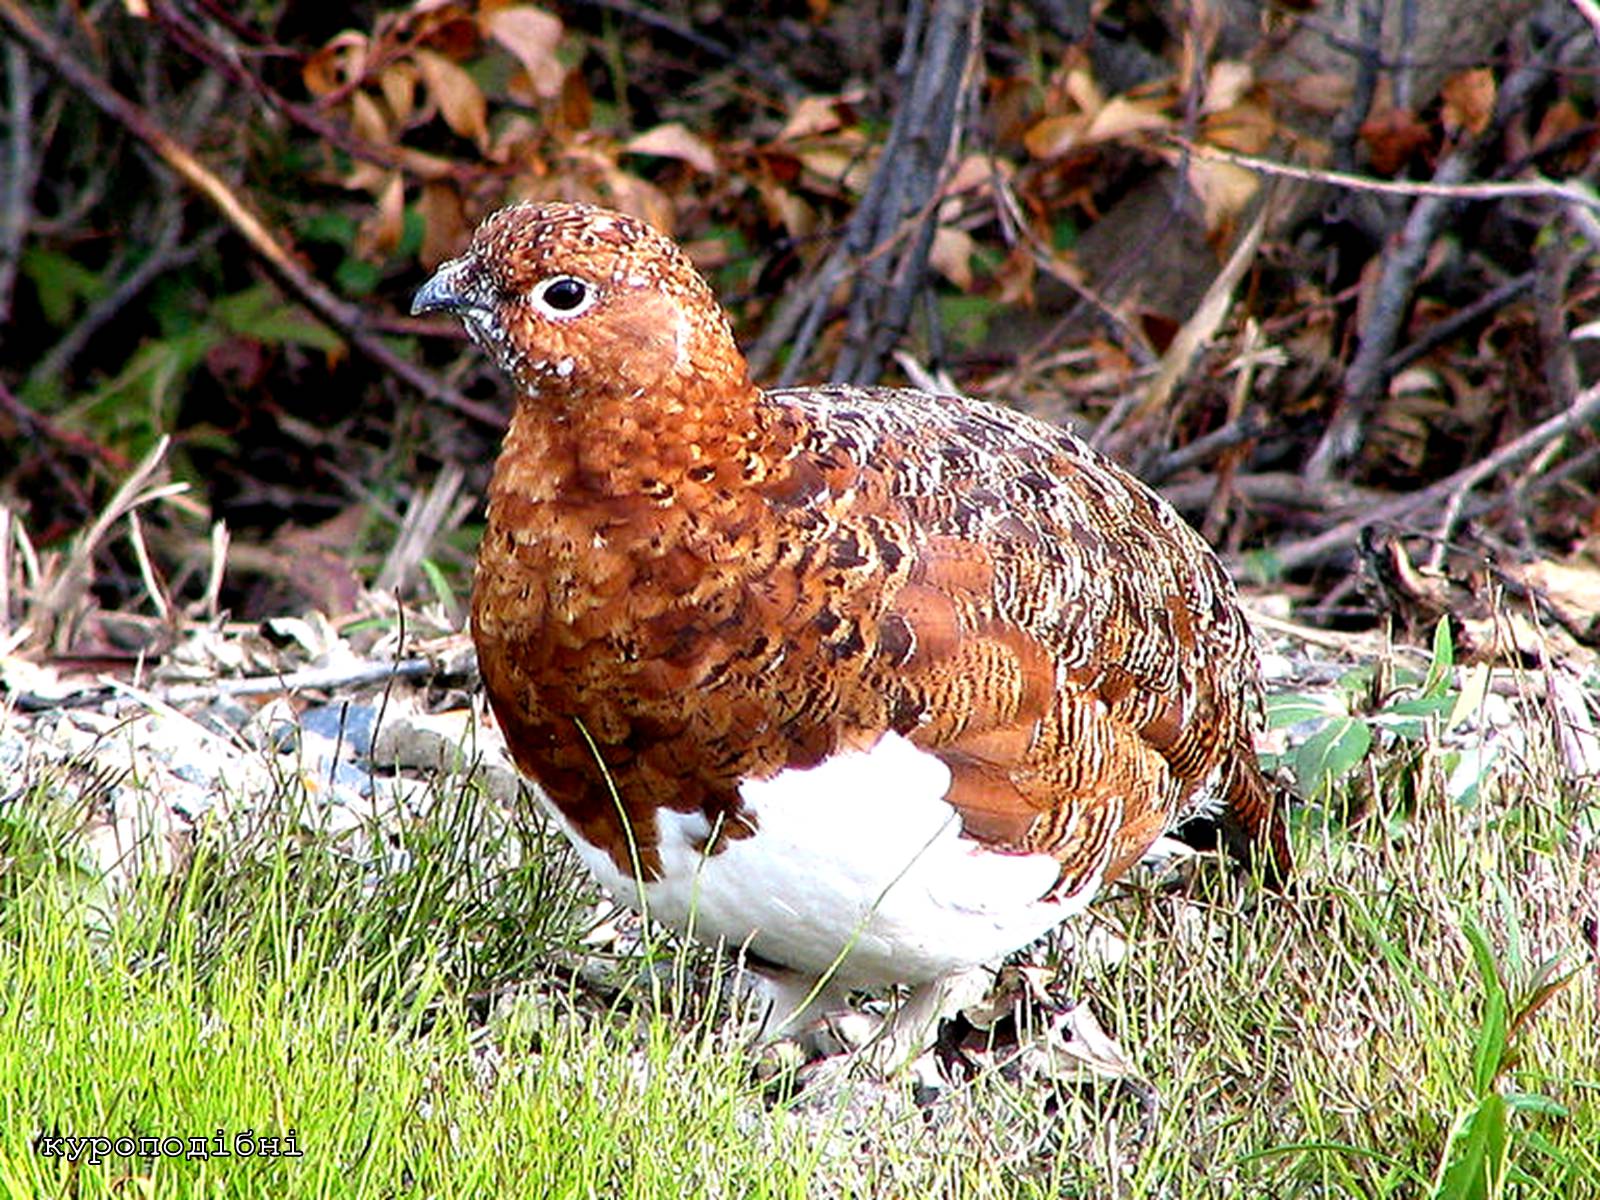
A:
[{"xmin": 411, "ymin": 255, "xmax": 481, "ymax": 317}]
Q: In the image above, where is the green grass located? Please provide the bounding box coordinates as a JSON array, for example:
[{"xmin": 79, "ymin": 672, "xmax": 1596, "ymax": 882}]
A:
[{"xmin": 2, "ymin": 697, "xmax": 1597, "ymax": 1198}]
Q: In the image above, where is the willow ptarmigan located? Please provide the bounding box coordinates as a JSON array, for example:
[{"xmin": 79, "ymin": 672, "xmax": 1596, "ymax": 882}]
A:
[{"xmin": 412, "ymin": 201, "xmax": 1290, "ymax": 1053}]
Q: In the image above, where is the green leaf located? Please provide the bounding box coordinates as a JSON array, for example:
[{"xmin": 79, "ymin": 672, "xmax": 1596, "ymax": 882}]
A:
[
  {"xmin": 1336, "ymin": 664, "xmax": 1378, "ymax": 695},
  {"xmin": 420, "ymin": 558, "xmax": 457, "ymax": 613},
  {"xmin": 1266, "ymin": 692, "xmax": 1348, "ymax": 728},
  {"xmin": 21, "ymin": 247, "xmax": 108, "ymax": 326},
  {"xmin": 1240, "ymin": 548, "xmax": 1283, "ymax": 584},
  {"xmin": 1379, "ymin": 695, "xmax": 1457, "ymax": 719},
  {"xmin": 1372, "ymin": 693, "xmax": 1457, "ymax": 738},
  {"xmin": 1461, "ymin": 916, "xmax": 1508, "ymax": 1095},
  {"xmin": 1293, "ymin": 715, "xmax": 1372, "ymax": 799},
  {"xmin": 1446, "ymin": 664, "xmax": 1491, "ymax": 730},
  {"xmin": 398, "ymin": 207, "xmax": 426, "ymax": 259},
  {"xmin": 1423, "ymin": 617, "xmax": 1456, "ymax": 698},
  {"xmin": 1473, "ymin": 989, "xmax": 1508, "ymax": 1098},
  {"xmin": 936, "ymin": 294, "xmax": 997, "ymax": 353},
  {"xmin": 303, "ymin": 211, "xmax": 360, "ymax": 245},
  {"xmin": 1443, "ymin": 746, "xmax": 1497, "ymax": 807},
  {"xmin": 336, "ymin": 256, "xmax": 384, "ymax": 296},
  {"xmin": 72, "ymin": 327, "xmax": 219, "ymax": 445},
  {"xmin": 1503, "ymin": 1091, "xmax": 1567, "ymax": 1118},
  {"xmin": 214, "ymin": 285, "xmax": 343, "ymax": 353},
  {"xmin": 1434, "ymin": 1093, "xmax": 1508, "ymax": 1200}
]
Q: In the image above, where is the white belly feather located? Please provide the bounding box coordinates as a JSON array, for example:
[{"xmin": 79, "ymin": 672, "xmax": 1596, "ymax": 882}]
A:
[{"xmin": 538, "ymin": 732, "xmax": 1092, "ymax": 988}]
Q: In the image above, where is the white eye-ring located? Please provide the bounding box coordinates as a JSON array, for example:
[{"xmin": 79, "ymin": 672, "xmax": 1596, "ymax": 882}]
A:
[{"xmin": 530, "ymin": 275, "xmax": 598, "ymax": 319}]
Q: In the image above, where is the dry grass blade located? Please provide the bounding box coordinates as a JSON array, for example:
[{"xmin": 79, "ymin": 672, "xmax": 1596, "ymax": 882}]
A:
[
  {"xmin": 1121, "ymin": 193, "xmax": 1269, "ymax": 438},
  {"xmin": 32, "ymin": 435, "xmax": 188, "ymax": 653},
  {"xmin": 1271, "ymin": 381, "xmax": 1600, "ymax": 572},
  {"xmin": 195, "ymin": 520, "xmax": 230, "ymax": 622},
  {"xmin": 375, "ymin": 462, "xmax": 466, "ymax": 597}
]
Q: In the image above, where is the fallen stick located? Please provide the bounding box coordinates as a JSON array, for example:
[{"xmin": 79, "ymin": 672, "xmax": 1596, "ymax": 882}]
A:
[
  {"xmin": 0, "ymin": 0, "xmax": 502, "ymax": 430},
  {"xmin": 12, "ymin": 656, "xmax": 451, "ymax": 713},
  {"xmin": 1269, "ymin": 382, "xmax": 1600, "ymax": 573}
]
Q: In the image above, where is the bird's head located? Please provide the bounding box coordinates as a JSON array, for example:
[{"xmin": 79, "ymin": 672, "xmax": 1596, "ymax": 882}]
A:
[{"xmin": 412, "ymin": 201, "xmax": 749, "ymax": 409}]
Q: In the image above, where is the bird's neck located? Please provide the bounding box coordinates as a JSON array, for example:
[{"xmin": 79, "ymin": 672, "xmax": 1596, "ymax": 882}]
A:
[{"xmin": 485, "ymin": 371, "xmax": 779, "ymax": 509}]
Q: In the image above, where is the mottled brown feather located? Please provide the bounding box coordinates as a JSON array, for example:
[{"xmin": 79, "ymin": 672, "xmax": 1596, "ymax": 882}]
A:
[{"xmin": 424, "ymin": 200, "xmax": 1291, "ymax": 895}]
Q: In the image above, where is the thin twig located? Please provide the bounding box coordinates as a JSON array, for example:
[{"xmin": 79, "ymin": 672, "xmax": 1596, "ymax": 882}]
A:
[
  {"xmin": 762, "ymin": 0, "xmax": 982, "ymax": 387},
  {"xmin": 1570, "ymin": 0, "xmax": 1600, "ymax": 47},
  {"xmin": 37, "ymin": 435, "xmax": 189, "ymax": 654},
  {"xmin": 24, "ymin": 211, "xmax": 222, "ymax": 395},
  {"xmin": 1382, "ymin": 270, "xmax": 1536, "ymax": 378},
  {"xmin": 990, "ymin": 168, "xmax": 1155, "ymax": 379},
  {"xmin": 0, "ymin": 379, "xmax": 130, "ymax": 473},
  {"xmin": 1269, "ymin": 383, "xmax": 1600, "ymax": 573},
  {"xmin": 1328, "ymin": 0, "xmax": 1383, "ymax": 172},
  {"xmin": 1143, "ymin": 411, "xmax": 1272, "ymax": 486},
  {"xmin": 0, "ymin": 38, "xmax": 34, "ymax": 325},
  {"xmin": 1302, "ymin": 40, "xmax": 1582, "ymax": 480},
  {"xmin": 0, "ymin": 0, "xmax": 503, "ymax": 429},
  {"xmin": 1394, "ymin": 0, "xmax": 1418, "ymax": 112},
  {"xmin": 574, "ymin": 0, "xmax": 800, "ymax": 98},
  {"xmin": 375, "ymin": 461, "xmax": 466, "ymax": 597},
  {"xmin": 1124, "ymin": 193, "xmax": 1270, "ymax": 436},
  {"xmin": 1161, "ymin": 470, "xmax": 1382, "ymax": 516},
  {"xmin": 12, "ymin": 656, "xmax": 447, "ymax": 713},
  {"xmin": 1172, "ymin": 141, "xmax": 1600, "ymax": 216},
  {"xmin": 147, "ymin": 1, "xmax": 480, "ymax": 186}
]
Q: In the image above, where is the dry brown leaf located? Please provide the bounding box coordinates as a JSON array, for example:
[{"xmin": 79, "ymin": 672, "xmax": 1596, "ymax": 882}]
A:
[
  {"xmin": 929, "ymin": 226, "xmax": 975, "ymax": 291},
  {"xmin": 558, "ymin": 69, "xmax": 592, "ymax": 130},
  {"xmin": 1361, "ymin": 108, "xmax": 1432, "ymax": 175},
  {"xmin": 599, "ymin": 169, "xmax": 675, "ymax": 234},
  {"xmin": 1084, "ymin": 95, "xmax": 1171, "ymax": 143},
  {"xmin": 303, "ymin": 32, "xmax": 367, "ymax": 98},
  {"xmin": 342, "ymin": 161, "xmax": 391, "ymax": 194},
  {"xmin": 349, "ymin": 89, "xmax": 389, "ymax": 147},
  {"xmin": 380, "ymin": 61, "xmax": 420, "ymax": 126},
  {"xmin": 420, "ymin": 182, "xmax": 468, "ymax": 268},
  {"xmin": 1187, "ymin": 157, "xmax": 1259, "ymax": 229},
  {"xmin": 484, "ymin": 5, "xmax": 566, "ymax": 101},
  {"xmin": 1441, "ymin": 68, "xmax": 1496, "ymax": 137},
  {"xmin": 1204, "ymin": 100, "xmax": 1276, "ymax": 155},
  {"xmin": 1522, "ymin": 558, "xmax": 1600, "ymax": 621},
  {"xmin": 416, "ymin": 48, "xmax": 488, "ymax": 148},
  {"xmin": 1023, "ymin": 113, "xmax": 1087, "ymax": 160},
  {"xmin": 486, "ymin": 112, "xmax": 544, "ymax": 166},
  {"xmin": 1289, "ymin": 71, "xmax": 1355, "ymax": 115},
  {"xmin": 1532, "ymin": 100, "xmax": 1599, "ymax": 172},
  {"xmin": 946, "ymin": 154, "xmax": 998, "ymax": 197},
  {"xmin": 680, "ymin": 238, "xmax": 732, "ymax": 274},
  {"xmin": 796, "ymin": 142, "xmax": 874, "ymax": 196},
  {"xmin": 992, "ymin": 243, "xmax": 1036, "ymax": 307},
  {"xmin": 1064, "ymin": 67, "xmax": 1103, "ymax": 116},
  {"xmin": 1202, "ymin": 60, "xmax": 1254, "ymax": 114},
  {"xmin": 756, "ymin": 178, "xmax": 814, "ymax": 239},
  {"xmin": 625, "ymin": 123, "xmax": 718, "ymax": 175},
  {"xmin": 356, "ymin": 173, "xmax": 406, "ymax": 259},
  {"xmin": 778, "ymin": 94, "xmax": 848, "ymax": 142},
  {"xmin": 412, "ymin": 3, "xmax": 482, "ymax": 60}
]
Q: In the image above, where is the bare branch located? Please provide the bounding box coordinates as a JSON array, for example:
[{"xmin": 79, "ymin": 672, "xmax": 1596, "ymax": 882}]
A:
[
  {"xmin": 147, "ymin": 1, "xmax": 484, "ymax": 187},
  {"xmin": 0, "ymin": 0, "xmax": 503, "ymax": 429},
  {"xmin": 754, "ymin": 0, "xmax": 984, "ymax": 387},
  {"xmin": 24, "ymin": 204, "xmax": 222, "ymax": 395},
  {"xmin": 0, "ymin": 38, "xmax": 35, "ymax": 325},
  {"xmin": 1270, "ymin": 383, "xmax": 1600, "ymax": 573},
  {"xmin": 1174, "ymin": 141, "xmax": 1600, "ymax": 217}
]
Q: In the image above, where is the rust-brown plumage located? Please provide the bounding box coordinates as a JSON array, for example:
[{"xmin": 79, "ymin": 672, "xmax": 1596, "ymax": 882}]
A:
[{"xmin": 414, "ymin": 201, "xmax": 1289, "ymax": 1015}]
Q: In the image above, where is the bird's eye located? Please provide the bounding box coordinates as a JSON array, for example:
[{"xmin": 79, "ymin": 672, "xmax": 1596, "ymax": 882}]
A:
[{"xmin": 532, "ymin": 276, "xmax": 596, "ymax": 318}]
